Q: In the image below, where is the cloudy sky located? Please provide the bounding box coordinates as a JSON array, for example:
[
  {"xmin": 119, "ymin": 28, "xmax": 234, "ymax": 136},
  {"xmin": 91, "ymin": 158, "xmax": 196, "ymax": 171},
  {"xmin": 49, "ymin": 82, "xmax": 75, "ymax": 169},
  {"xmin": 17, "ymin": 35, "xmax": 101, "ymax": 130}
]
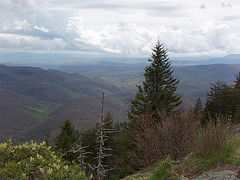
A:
[{"xmin": 1, "ymin": 0, "xmax": 240, "ymax": 59}]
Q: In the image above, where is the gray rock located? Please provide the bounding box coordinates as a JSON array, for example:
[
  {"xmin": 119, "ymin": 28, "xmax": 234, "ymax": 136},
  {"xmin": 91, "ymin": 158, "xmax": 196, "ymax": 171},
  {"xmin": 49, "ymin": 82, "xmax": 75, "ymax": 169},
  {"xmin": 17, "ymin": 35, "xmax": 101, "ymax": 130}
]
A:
[{"xmin": 182, "ymin": 170, "xmax": 240, "ymax": 180}]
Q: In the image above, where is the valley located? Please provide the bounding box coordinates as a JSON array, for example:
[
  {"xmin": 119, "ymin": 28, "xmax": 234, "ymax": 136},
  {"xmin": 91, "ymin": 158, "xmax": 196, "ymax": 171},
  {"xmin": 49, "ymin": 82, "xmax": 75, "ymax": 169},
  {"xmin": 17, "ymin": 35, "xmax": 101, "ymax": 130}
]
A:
[{"xmin": 1, "ymin": 62, "xmax": 240, "ymax": 144}]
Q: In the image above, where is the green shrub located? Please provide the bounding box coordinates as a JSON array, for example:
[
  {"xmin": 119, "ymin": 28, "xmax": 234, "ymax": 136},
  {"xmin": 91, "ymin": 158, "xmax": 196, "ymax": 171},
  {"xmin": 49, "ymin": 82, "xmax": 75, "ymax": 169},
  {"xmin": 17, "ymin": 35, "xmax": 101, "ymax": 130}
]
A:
[
  {"xmin": 150, "ymin": 155, "xmax": 177, "ymax": 180},
  {"xmin": 0, "ymin": 140, "xmax": 89, "ymax": 179}
]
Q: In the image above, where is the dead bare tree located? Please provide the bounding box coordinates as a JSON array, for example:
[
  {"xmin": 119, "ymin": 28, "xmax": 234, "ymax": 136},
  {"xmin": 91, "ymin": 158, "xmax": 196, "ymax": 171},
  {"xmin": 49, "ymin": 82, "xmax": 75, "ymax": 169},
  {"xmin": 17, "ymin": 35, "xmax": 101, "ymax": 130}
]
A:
[
  {"xmin": 69, "ymin": 91, "xmax": 116, "ymax": 180},
  {"xmin": 95, "ymin": 91, "xmax": 116, "ymax": 180},
  {"xmin": 68, "ymin": 142, "xmax": 93, "ymax": 171}
]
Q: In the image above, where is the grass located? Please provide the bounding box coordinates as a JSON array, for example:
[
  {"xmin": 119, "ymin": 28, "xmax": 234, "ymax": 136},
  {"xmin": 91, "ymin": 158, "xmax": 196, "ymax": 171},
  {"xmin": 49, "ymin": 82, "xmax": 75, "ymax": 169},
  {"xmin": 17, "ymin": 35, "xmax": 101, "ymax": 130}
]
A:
[
  {"xmin": 123, "ymin": 156, "xmax": 178, "ymax": 180},
  {"xmin": 174, "ymin": 135, "xmax": 240, "ymax": 178},
  {"xmin": 224, "ymin": 135, "xmax": 240, "ymax": 165},
  {"xmin": 123, "ymin": 131, "xmax": 240, "ymax": 179},
  {"xmin": 124, "ymin": 172, "xmax": 152, "ymax": 180}
]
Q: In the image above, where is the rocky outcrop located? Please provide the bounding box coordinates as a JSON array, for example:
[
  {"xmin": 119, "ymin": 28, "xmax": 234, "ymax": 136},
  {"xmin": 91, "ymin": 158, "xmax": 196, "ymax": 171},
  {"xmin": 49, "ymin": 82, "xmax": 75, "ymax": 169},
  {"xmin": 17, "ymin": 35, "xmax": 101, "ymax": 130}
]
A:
[{"xmin": 182, "ymin": 165, "xmax": 240, "ymax": 180}]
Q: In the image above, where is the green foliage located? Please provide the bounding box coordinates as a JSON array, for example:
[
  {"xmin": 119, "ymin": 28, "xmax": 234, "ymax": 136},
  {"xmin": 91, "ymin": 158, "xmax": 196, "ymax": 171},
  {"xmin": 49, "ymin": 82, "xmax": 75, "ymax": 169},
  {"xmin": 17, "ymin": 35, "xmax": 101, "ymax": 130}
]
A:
[
  {"xmin": 101, "ymin": 112, "xmax": 115, "ymax": 164},
  {"xmin": 150, "ymin": 155, "xmax": 177, "ymax": 180},
  {"xmin": 32, "ymin": 107, "xmax": 49, "ymax": 122},
  {"xmin": 176, "ymin": 153, "xmax": 222, "ymax": 177},
  {"xmin": 204, "ymin": 81, "xmax": 236, "ymax": 121},
  {"xmin": 80, "ymin": 127, "xmax": 97, "ymax": 168},
  {"xmin": 79, "ymin": 114, "xmax": 136, "ymax": 179},
  {"xmin": 123, "ymin": 156, "xmax": 177, "ymax": 180},
  {"xmin": 225, "ymin": 136, "xmax": 240, "ymax": 165},
  {"xmin": 55, "ymin": 120, "xmax": 79, "ymax": 161},
  {"xmin": 103, "ymin": 112, "xmax": 114, "ymax": 129},
  {"xmin": 194, "ymin": 98, "xmax": 203, "ymax": 114},
  {"xmin": 234, "ymin": 71, "xmax": 240, "ymax": 89},
  {"xmin": 125, "ymin": 41, "xmax": 182, "ymax": 174},
  {"xmin": 128, "ymin": 40, "xmax": 181, "ymax": 121},
  {"xmin": 0, "ymin": 140, "xmax": 88, "ymax": 179},
  {"xmin": 80, "ymin": 112, "xmax": 121, "ymax": 178},
  {"xmin": 234, "ymin": 71, "xmax": 240, "ymax": 120},
  {"xmin": 108, "ymin": 122, "xmax": 136, "ymax": 179},
  {"xmin": 203, "ymin": 75, "xmax": 240, "ymax": 124}
]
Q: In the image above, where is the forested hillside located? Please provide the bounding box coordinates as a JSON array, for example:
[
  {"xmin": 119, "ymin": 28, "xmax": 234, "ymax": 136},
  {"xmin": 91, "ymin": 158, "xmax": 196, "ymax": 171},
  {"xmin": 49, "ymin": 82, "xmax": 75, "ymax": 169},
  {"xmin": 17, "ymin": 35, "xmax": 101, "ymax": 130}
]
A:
[
  {"xmin": 1, "ymin": 62, "xmax": 240, "ymax": 143},
  {"xmin": 0, "ymin": 65, "xmax": 129, "ymax": 143}
]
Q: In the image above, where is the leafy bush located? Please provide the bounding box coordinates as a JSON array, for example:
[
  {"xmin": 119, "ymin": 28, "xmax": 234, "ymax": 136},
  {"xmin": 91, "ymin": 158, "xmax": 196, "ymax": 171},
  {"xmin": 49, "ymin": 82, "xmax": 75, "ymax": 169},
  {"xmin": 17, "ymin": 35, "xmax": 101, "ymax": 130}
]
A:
[{"xmin": 0, "ymin": 140, "xmax": 88, "ymax": 179}]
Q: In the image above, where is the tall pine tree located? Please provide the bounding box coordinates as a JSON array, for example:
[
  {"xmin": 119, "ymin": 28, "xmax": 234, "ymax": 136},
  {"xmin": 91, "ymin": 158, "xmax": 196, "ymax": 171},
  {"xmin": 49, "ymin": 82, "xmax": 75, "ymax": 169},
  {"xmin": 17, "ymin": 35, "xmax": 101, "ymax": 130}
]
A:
[
  {"xmin": 194, "ymin": 98, "xmax": 203, "ymax": 114},
  {"xmin": 203, "ymin": 80, "xmax": 240, "ymax": 124},
  {"xmin": 234, "ymin": 72, "xmax": 240, "ymax": 121},
  {"xmin": 234, "ymin": 71, "xmax": 240, "ymax": 89},
  {"xmin": 128, "ymin": 40, "xmax": 181, "ymax": 120}
]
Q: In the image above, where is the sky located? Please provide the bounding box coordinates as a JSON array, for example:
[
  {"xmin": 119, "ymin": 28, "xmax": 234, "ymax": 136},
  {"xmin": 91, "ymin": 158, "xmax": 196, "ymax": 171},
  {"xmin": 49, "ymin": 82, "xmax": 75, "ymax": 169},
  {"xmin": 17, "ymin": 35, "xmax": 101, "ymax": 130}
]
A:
[{"xmin": 1, "ymin": 0, "xmax": 240, "ymax": 60}]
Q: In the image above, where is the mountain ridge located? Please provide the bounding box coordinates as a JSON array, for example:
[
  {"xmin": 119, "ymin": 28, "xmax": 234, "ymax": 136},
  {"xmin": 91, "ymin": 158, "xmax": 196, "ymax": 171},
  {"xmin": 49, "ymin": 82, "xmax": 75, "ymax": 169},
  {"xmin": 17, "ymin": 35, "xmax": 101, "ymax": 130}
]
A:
[{"xmin": 1, "ymin": 62, "xmax": 240, "ymax": 143}]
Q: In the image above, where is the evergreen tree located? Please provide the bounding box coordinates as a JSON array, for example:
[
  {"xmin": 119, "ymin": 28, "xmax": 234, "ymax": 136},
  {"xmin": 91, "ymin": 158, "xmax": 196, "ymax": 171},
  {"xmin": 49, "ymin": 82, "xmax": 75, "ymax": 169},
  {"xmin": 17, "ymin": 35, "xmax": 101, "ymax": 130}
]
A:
[
  {"xmin": 102, "ymin": 112, "xmax": 114, "ymax": 154},
  {"xmin": 194, "ymin": 98, "xmax": 203, "ymax": 114},
  {"xmin": 128, "ymin": 40, "xmax": 181, "ymax": 120},
  {"xmin": 55, "ymin": 120, "xmax": 79, "ymax": 161},
  {"xmin": 234, "ymin": 71, "xmax": 240, "ymax": 89},
  {"xmin": 80, "ymin": 113, "xmax": 116, "ymax": 179},
  {"xmin": 234, "ymin": 71, "xmax": 240, "ymax": 121},
  {"xmin": 81, "ymin": 127, "xmax": 98, "ymax": 167},
  {"xmin": 203, "ymin": 81, "xmax": 238, "ymax": 124},
  {"xmin": 108, "ymin": 122, "xmax": 135, "ymax": 179}
]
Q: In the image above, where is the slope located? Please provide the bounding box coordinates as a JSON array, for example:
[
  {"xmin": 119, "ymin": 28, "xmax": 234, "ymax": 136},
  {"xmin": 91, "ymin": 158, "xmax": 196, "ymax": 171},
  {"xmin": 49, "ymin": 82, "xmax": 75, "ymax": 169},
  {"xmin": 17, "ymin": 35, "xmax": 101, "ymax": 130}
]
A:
[{"xmin": 0, "ymin": 65, "xmax": 125, "ymax": 143}]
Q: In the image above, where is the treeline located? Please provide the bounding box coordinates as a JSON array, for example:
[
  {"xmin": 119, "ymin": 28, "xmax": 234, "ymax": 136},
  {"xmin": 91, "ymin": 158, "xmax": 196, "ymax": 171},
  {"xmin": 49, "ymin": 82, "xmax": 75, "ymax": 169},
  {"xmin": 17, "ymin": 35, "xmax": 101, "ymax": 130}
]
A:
[{"xmin": 53, "ymin": 41, "xmax": 240, "ymax": 180}]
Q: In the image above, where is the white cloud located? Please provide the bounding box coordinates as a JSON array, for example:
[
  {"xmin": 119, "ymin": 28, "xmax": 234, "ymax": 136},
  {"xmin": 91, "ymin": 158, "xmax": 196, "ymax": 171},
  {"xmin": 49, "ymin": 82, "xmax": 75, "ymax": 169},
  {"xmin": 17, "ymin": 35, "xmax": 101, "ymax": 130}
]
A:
[
  {"xmin": 63, "ymin": 16, "xmax": 240, "ymax": 55},
  {"xmin": 33, "ymin": 25, "xmax": 50, "ymax": 33},
  {"xmin": 0, "ymin": 33, "xmax": 66, "ymax": 50},
  {"xmin": 1, "ymin": 19, "xmax": 31, "ymax": 31},
  {"xmin": 200, "ymin": 22, "xmax": 240, "ymax": 53},
  {"xmin": 65, "ymin": 19, "xmax": 157, "ymax": 54},
  {"xmin": 0, "ymin": 0, "xmax": 240, "ymax": 57}
]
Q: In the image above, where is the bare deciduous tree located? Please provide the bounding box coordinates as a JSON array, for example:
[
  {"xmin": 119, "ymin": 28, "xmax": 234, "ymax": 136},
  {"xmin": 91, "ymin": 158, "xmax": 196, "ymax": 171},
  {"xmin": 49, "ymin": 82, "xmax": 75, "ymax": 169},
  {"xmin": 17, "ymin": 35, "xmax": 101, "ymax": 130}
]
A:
[{"xmin": 130, "ymin": 110, "xmax": 198, "ymax": 168}]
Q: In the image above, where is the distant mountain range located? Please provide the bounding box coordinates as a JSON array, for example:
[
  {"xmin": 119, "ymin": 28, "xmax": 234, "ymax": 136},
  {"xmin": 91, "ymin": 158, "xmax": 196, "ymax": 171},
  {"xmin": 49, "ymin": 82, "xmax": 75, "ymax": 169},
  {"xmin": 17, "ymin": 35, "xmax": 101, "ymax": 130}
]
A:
[
  {"xmin": 172, "ymin": 54, "xmax": 240, "ymax": 66},
  {"xmin": 1, "ymin": 62, "xmax": 240, "ymax": 144},
  {"xmin": 44, "ymin": 61, "xmax": 240, "ymax": 101},
  {"xmin": 1, "ymin": 52, "xmax": 240, "ymax": 66}
]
